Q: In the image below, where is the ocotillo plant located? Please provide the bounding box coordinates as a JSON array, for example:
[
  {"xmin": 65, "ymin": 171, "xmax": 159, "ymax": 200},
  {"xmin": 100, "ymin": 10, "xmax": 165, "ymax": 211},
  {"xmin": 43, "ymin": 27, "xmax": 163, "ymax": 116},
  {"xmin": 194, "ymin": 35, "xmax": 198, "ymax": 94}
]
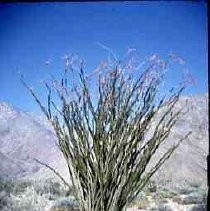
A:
[{"xmin": 22, "ymin": 52, "xmax": 191, "ymax": 211}]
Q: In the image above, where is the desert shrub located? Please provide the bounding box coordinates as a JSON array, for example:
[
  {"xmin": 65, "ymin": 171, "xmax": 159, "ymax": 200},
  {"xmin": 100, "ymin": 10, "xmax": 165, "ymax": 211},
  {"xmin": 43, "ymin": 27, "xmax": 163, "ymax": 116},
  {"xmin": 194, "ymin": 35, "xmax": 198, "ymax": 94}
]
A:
[
  {"xmin": 23, "ymin": 52, "xmax": 192, "ymax": 211},
  {"xmin": 0, "ymin": 179, "xmax": 15, "ymax": 211},
  {"xmin": 9, "ymin": 185, "xmax": 48, "ymax": 211},
  {"xmin": 0, "ymin": 178, "xmax": 67, "ymax": 210},
  {"xmin": 0, "ymin": 178, "xmax": 14, "ymax": 210},
  {"xmin": 0, "ymin": 190, "xmax": 9, "ymax": 210},
  {"xmin": 50, "ymin": 196, "xmax": 79, "ymax": 211},
  {"xmin": 0, "ymin": 178, "xmax": 15, "ymax": 193},
  {"xmin": 158, "ymin": 203, "xmax": 173, "ymax": 211},
  {"xmin": 32, "ymin": 179, "xmax": 65, "ymax": 197},
  {"xmin": 12, "ymin": 180, "xmax": 33, "ymax": 195},
  {"xmin": 190, "ymin": 204, "xmax": 206, "ymax": 211},
  {"xmin": 187, "ymin": 180, "xmax": 203, "ymax": 189}
]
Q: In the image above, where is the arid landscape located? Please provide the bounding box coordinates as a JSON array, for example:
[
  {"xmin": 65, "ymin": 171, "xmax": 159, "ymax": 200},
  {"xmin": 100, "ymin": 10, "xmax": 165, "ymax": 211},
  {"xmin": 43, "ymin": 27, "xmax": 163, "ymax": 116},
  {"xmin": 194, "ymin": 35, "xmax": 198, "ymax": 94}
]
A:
[
  {"xmin": 0, "ymin": 1, "xmax": 208, "ymax": 210},
  {"xmin": 0, "ymin": 93, "xmax": 208, "ymax": 211}
]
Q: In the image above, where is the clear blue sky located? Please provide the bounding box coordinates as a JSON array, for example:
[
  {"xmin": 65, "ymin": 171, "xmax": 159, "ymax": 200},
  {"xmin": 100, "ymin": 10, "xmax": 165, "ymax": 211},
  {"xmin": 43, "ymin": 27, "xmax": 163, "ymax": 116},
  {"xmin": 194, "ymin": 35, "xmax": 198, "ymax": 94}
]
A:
[{"xmin": 0, "ymin": 2, "xmax": 208, "ymax": 113}]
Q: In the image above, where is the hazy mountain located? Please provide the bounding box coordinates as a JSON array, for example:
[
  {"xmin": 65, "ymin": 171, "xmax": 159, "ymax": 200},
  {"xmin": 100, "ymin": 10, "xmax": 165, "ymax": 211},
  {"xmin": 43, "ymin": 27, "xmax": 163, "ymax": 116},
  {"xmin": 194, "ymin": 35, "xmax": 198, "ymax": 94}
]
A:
[
  {"xmin": 0, "ymin": 94, "xmax": 208, "ymax": 186},
  {"xmin": 151, "ymin": 93, "xmax": 208, "ymax": 186},
  {"xmin": 0, "ymin": 151, "xmax": 24, "ymax": 177},
  {"xmin": 0, "ymin": 102, "xmax": 59, "ymax": 178}
]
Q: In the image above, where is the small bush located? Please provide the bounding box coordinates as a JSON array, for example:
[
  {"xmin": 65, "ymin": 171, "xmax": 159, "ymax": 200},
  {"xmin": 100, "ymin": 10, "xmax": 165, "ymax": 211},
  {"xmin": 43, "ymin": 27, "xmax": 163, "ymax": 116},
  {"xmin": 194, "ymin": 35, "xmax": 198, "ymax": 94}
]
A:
[
  {"xmin": 13, "ymin": 180, "xmax": 33, "ymax": 195},
  {"xmin": 10, "ymin": 186, "xmax": 48, "ymax": 211},
  {"xmin": 0, "ymin": 178, "xmax": 66, "ymax": 210},
  {"xmin": 32, "ymin": 179, "xmax": 65, "ymax": 197},
  {"xmin": 0, "ymin": 178, "xmax": 15, "ymax": 193},
  {"xmin": 0, "ymin": 190, "xmax": 9, "ymax": 210},
  {"xmin": 49, "ymin": 197, "xmax": 79, "ymax": 211}
]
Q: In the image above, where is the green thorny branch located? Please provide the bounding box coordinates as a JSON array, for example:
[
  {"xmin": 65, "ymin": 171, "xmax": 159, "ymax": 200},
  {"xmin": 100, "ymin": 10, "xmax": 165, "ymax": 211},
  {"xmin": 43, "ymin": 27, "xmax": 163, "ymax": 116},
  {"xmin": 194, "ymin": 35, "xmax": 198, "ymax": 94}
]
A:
[{"xmin": 22, "ymin": 54, "xmax": 191, "ymax": 211}]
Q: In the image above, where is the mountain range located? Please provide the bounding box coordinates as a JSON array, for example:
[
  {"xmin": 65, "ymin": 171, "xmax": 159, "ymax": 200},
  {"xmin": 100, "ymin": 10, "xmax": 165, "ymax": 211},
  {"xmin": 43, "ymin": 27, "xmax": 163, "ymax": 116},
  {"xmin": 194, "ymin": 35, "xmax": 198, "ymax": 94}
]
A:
[{"xmin": 0, "ymin": 94, "xmax": 208, "ymax": 187}]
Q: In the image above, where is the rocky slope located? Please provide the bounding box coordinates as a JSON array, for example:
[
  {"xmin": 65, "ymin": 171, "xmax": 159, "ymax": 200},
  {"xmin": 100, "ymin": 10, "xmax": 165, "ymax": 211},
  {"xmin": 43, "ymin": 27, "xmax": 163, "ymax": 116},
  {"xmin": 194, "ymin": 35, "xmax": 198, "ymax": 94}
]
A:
[
  {"xmin": 0, "ymin": 102, "xmax": 59, "ymax": 178},
  {"xmin": 151, "ymin": 94, "xmax": 208, "ymax": 186}
]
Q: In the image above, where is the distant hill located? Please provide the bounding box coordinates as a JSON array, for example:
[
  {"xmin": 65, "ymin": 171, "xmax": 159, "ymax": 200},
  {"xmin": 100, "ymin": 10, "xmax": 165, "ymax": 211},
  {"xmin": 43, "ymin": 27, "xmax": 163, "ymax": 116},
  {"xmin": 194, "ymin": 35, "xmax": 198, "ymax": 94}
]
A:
[
  {"xmin": 0, "ymin": 151, "xmax": 24, "ymax": 177},
  {"xmin": 0, "ymin": 102, "xmax": 59, "ymax": 178},
  {"xmin": 151, "ymin": 93, "xmax": 208, "ymax": 186},
  {"xmin": 0, "ymin": 94, "xmax": 208, "ymax": 186}
]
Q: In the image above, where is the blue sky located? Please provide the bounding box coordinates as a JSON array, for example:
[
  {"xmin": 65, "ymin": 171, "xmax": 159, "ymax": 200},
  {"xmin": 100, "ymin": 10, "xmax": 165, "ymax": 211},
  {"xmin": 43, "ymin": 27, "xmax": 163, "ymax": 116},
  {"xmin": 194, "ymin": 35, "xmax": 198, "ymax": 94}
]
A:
[{"xmin": 0, "ymin": 2, "xmax": 208, "ymax": 113}]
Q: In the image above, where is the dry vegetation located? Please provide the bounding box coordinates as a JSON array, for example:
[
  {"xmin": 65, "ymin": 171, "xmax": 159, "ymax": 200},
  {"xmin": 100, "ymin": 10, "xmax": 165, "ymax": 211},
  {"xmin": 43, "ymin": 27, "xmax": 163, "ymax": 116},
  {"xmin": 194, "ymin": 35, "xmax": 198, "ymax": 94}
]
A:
[
  {"xmin": 21, "ymin": 51, "xmax": 194, "ymax": 211},
  {"xmin": 0, "ymin": 178, "xmax": 207, "ymax": 211}
]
